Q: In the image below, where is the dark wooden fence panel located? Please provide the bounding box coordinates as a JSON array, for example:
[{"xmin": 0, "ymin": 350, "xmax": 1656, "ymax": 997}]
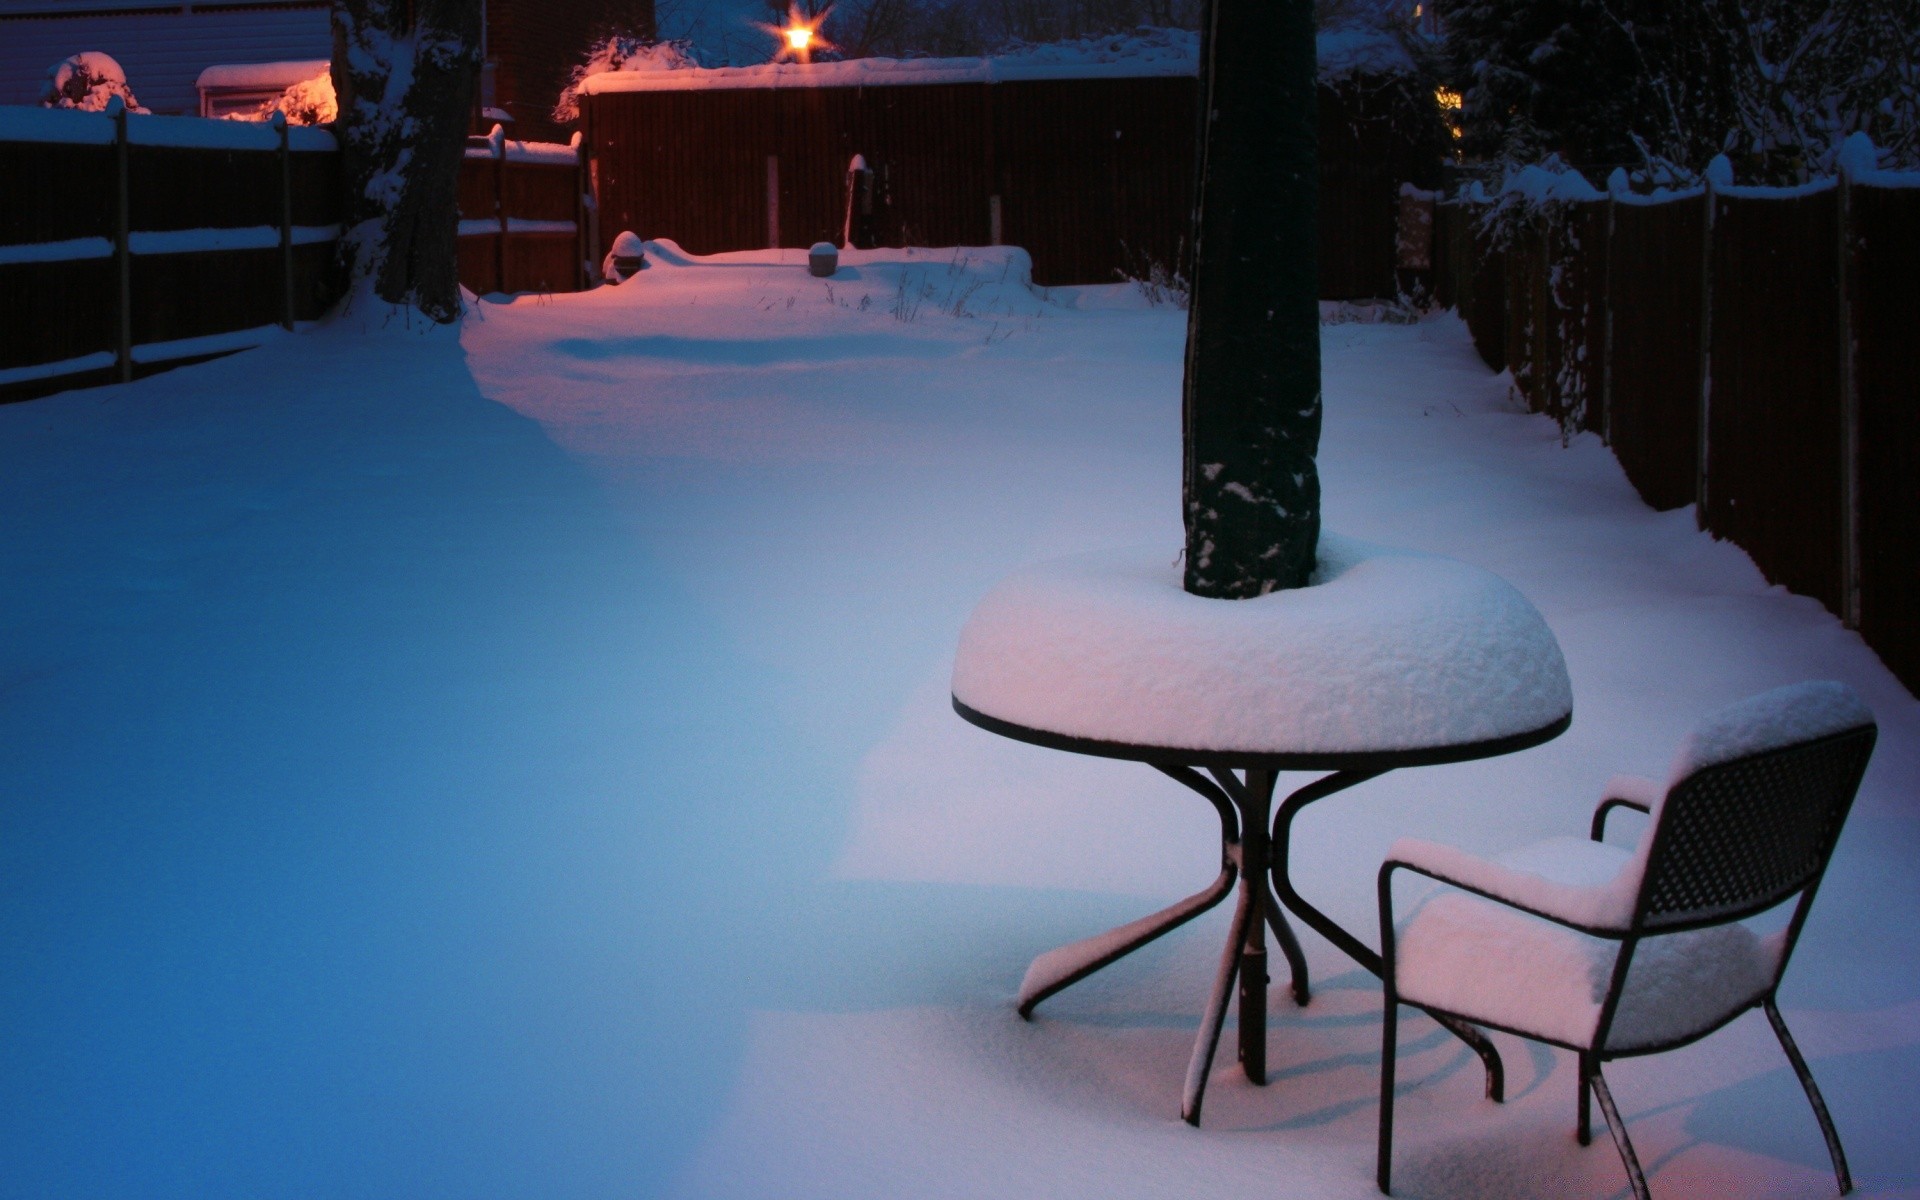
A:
[
  {"xmin": 1851, "ymin": 182, "xmax": 1920, "ymax": 694},
  {"xmin": 503, "ymin": 233, "xmax": 578, "ymax": 294},
  {"xmin": 1705, "ymin": 187, "xmax": 1844, "ymax": 613},
  {"xmin": 0, "ymin": 141, "xmax": 115, "ymax": 244},
  {"xmin": 774, "ymin": 86, "xmax": 863, "ymax": 251},
  {"xmin": 1608, "ymin": 194, "xmax": 1705, "ymax": 510},
  {"xmin": 864, "ymin": 83, "xmax": 994, "ymax": 253},
  {"xmin": 591, "ymin": 88, "xmax": 776, "ymax": 255},
  {"xmin": 127, "ymin": 146, "xmax": 279, "ymax": 231},
  {"xmin": 456, "ymin": 144, "xmax": 587, "ymax": 296},
  {"xmin": 1, "ymin": 111, "xmax": 348, "ymax": 402},
  {"xmin": 0, "ymin": 257, "xmax": 116, "ymax": 371},
  {"xmin": 585, "ymin": 74, "xmax": 1429, "ymax": 292},
  {"xmin": 131, "ymin": 248, "xmax": 282, "ymax": 345}
]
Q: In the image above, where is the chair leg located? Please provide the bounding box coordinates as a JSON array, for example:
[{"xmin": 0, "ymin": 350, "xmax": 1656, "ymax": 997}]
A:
[
  {"xmin": 1576, "ymin": 1050, "xmax": 1593, "ymax": 1146},
  {"xmin": 1765, "ymin": 999, "xmax": 1853, "ymax": 1195},
  {"xmin": 1589, "ymin": 1062, "xmax": 1651, "ymax": 1200},
  {"xmin": 1378, "ymin": 995, "xmax": 1398, "ymax": 1194}
]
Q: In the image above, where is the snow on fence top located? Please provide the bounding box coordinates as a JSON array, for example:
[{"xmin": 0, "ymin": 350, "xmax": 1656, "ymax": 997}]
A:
[
  {"xmin": 0, "ymin": 102, "xmax": 335, "ymax": 150},
  {"xmin": 580, "ymin": 25, "xmax": 1416, "ymax": 94}
]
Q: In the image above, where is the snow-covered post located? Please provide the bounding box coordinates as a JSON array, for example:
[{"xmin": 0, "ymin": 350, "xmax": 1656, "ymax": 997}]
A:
[
  {"xmin": 108, "ymin": 94, "xmax": 130, "ymax": 383},
  {"xmin": 332, "ymin": 0, "xmax": 481, "ymax": 323},
  {"xmin": 1180, "ymin": 0, "xmax": 1320, "ymax": 599},
  {"xmin": 274, "ymin": 110, "xmax": 295, "ymax": 331}
]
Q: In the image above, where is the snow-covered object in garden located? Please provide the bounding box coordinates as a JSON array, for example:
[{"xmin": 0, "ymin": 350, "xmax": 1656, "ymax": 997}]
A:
[
  {"xmin": 601, "ymin": 231, "xmax": 647, "ymax": 283},
  {"xmin": 951, "ymin": 535, "xmax": 1572, "ymax": 755},
  {"xmin": 41, "ymin": 52, "xmax": 147, "ymax": 114},
  {"xmin": 258, "ymin": 68, "xmax": 336, "ymax": 125},
  {"xmin": 1393, "ymin": 838, "xmax": 1780, "ymax": 1050},
  {"xmin": 1388, "ymin": 680, "xmax": 1873, "ymax": 1051}
]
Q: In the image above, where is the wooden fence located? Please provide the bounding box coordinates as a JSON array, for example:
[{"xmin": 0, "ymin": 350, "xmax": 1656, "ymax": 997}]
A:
[
  {"xmin": 582, "ymin": 74, "xmax": 1438, "ymax": 294},
  {"xmin": 1437, "ymin": 166, "xmax": 1920, "ymax": 695},
  {"xmin": 0, "ymin": 102, "xmax": 344, "ymax": 402},
  {"xmin": 456, "ymin": 130, "xmax": 590, "ymax": 295},
  {"xmin": 1, "ymin": 110, "xmax": 590, "ymax": 404}
]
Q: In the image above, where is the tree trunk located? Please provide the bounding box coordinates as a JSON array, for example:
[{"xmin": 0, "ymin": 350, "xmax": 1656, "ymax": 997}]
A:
[
  {"xmin": 332, "ymin": 0, "xmax": 482, "ymax": 323},
  {"xmin": 1181, "ymin": 0, "xmax": 1320, "ymax": 598}
]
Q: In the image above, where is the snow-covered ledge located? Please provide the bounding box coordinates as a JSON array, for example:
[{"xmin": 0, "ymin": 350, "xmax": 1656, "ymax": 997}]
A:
[{"xmin": 952, "ymin": 535, "xmax": 1573, "ymax": 756}]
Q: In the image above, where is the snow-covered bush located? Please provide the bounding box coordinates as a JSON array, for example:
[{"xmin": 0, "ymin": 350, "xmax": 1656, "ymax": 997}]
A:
[
  {"xmin": 554, "ymin": 36, "xmax": 702, "ymax": 122},
  {"xmin": 41, "ymin": 52, "xmax": 148, "ymax": 113},
  {"xmin": 257, "ymin": 68, "xmax": 337, "ymax": 125}
]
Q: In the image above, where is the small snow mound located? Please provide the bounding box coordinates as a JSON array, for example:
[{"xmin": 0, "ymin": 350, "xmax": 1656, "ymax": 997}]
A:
[
  {"xmin": 952, "ymin": 536, "xmax": 1573, "ymax": 756},
  {"xmin": 42, "ymin": 52, "xmax": 147, "ymax": 114},
  {"xmin": 1668, "ymin": 681, "xmax": 1872, "ymax": 783}
]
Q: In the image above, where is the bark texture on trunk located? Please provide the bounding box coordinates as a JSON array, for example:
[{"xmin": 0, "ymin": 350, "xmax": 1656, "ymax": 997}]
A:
[
  {"xmin": 1181, "ymin": 0, "xmax": 1320, "ymax": 598},
  {"xmin": 332, "ymin": 0, "xmax": 481, "ymax": 324}
]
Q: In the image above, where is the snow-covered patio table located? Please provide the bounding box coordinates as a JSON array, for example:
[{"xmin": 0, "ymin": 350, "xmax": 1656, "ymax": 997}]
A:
[{"xmin": 951, "ymin": 535, "xmax": 1575, "ymax": 1125}]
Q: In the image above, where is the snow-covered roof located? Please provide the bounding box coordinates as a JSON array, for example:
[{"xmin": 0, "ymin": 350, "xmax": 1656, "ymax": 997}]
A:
[
  {"xmin": 580, "ymin": 26, "xmax": 1424, "ymax": 95},
  {"xmin": 196, "ymin": 59, "xmax": 326, "ymax": 92}
]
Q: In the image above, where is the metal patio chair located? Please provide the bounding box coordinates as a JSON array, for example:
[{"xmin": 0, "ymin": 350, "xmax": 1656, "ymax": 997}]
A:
[{"xmin": 1375, "ymin": 681, "xmax": 1876, "ymax": 1199}]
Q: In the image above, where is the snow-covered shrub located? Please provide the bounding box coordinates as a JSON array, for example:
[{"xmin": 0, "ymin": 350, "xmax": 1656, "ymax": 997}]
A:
[
  {"xmin": 554, "ymin": 36, "xmax": 701, "ymax": 122},
  {"xmin": 256, "ymin": 69, "xmax": 337, "ymax": 125},
  {"xmin": 41, "ymin": 52, "xmax": 148, "ymax": 113}
]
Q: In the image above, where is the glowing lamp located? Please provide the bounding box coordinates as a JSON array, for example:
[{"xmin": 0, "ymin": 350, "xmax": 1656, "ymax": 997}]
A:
[{"xmin": 784, "ymin": 24, "xmax": 814, "ymax": 52}]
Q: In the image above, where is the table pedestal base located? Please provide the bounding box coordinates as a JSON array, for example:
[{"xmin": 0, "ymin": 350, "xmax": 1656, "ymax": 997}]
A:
[{"xmin": 1016, "ymin": 766, "xmax": 1505, "ymax": 1126}]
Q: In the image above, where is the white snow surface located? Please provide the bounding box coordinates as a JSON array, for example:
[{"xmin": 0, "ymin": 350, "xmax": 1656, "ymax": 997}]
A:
[
  {"xmin": 952, "ymin": 537, "xmax": 1572, "ymax": 754},
  {"xmin": 3, "ymin": 242, "xmax": 1919, "ymax": 1200}
]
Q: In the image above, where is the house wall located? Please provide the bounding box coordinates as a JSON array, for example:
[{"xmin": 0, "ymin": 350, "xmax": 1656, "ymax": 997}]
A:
[{"xmin": 0, "ymin": 3, "xmax": 330, "ymax": 115}]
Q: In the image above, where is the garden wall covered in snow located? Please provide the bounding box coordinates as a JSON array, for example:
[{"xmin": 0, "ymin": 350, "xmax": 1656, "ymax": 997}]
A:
[
  {"xmin": 0, "ymin": 103, "xmax": 343, "ymax": 401},
  {"xmin": 577, "ymin": 38, "xmax": 1442, "ymax": 292},
  {"xmin": 1432, "ymin": 146, "xmax": 1920, "ymax": 698}
]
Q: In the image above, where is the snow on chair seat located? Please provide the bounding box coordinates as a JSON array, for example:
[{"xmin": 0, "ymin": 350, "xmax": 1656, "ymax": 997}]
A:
[{"xmin": 1376, "ymin": 680, "xmax": 1877, "ymax": 1200}]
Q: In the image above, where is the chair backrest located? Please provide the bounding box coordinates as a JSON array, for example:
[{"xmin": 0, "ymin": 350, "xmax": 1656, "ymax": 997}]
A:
[{"xmin": 1636, "ymin": 685, "xmax": 1876, "ymax": 932}]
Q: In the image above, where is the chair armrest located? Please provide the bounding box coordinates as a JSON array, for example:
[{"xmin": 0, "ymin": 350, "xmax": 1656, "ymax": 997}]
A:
[
  {"xmin": 1383, "ymin": 837, "xmax": 1637, "ymax": 935},
  {"xmin": 1590, "ymin": 773, "xmax": 1661, "ymax": 841}
]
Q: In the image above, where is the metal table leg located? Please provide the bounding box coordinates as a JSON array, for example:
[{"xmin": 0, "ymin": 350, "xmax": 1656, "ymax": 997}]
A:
[{"xmin": 1271, "ymin": 769, "xmax": 1507, "ymax": 1101}]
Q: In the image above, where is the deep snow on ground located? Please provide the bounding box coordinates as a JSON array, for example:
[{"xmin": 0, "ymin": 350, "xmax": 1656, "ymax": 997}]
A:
[{"xmin": 2, "ymin": 245, "xmax": 1917, "ymax": 1199}]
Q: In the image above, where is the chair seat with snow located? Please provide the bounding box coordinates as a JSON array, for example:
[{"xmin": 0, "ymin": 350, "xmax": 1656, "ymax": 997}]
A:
[{"xmin": 1375, "ymin": 681, "xmax": 1876, "ymax": 1199}]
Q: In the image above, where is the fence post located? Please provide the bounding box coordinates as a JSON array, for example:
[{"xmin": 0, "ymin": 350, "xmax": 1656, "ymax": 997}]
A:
[
  {"xmin": 1837, "ymin": 156, "xmax": 1860, "ymax": 629},
  {"xmin": 1695, "ymin": 169, "xmax": 1717, "ymax": 529},
  {"xmin": 492, "ymin": 123, "xmax": 507, "ymax": 295},
  {"xmin": 275, "ymin": 111, "xmax": 294, "ymax": 331},
  {"xmin": 572, "ymin": 131, "xmax": 587, "ymax": 290},
  {"xmin": 1602, "ymin": 176, "xmax": 1619, "ymax": 446},
  {"xmin": 110, "ymin": 96, "xmax": 131, "ymax": 383},
  {"xmin": 765, "ymin": 155, "xmax": 780, "ymax": 249}
]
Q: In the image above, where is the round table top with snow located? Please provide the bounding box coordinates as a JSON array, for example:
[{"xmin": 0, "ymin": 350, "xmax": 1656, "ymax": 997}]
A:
[{"xmin": 951, "ymin": 535, "xmax": 1574, "ymax": 769}]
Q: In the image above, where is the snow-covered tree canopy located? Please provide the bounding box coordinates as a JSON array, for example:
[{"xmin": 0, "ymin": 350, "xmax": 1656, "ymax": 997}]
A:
[
  {"xmin": 1444, "ymin": 0, "xmax": 1918, "ymax": 184},
  {"xmin": 41, "ymin": 52, "xmax": 148, "ymax": 114}
]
